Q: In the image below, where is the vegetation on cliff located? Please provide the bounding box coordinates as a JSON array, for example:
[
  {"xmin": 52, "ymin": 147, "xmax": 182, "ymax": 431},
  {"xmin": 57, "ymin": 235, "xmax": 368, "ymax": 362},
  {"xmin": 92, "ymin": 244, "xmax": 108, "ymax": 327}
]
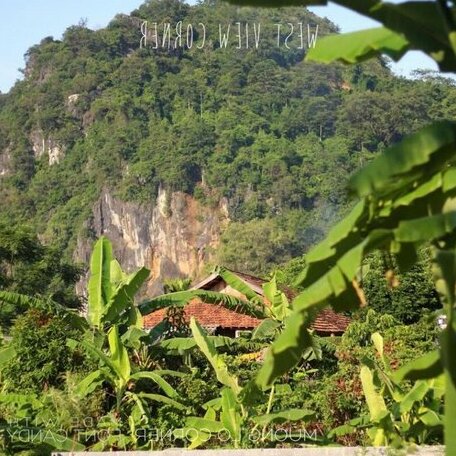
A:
[{"xmin": 1, "ymin": 0, "xmax": 456, "ymax": 275}]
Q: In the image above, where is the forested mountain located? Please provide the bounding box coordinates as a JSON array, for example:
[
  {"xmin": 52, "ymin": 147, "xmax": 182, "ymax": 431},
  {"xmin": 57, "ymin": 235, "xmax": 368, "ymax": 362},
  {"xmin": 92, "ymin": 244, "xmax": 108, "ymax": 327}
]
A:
[{"xmin": 1, "ymin": 0, "xmax": 456, "ymax": 286}]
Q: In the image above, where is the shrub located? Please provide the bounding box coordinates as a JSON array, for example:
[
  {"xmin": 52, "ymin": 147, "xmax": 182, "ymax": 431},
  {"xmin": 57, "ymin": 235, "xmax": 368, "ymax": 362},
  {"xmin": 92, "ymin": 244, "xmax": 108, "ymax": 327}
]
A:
[
  {"xmin": 2, "ymin": 309, "xmax": 84, "ymax": 392},
  {"xmin": 363, "ymin": 252, "xmax": 441, "ymax": 324},
  {"xmin": 276, "ymin": 311, "xmax": 440, "ymax": 442}
]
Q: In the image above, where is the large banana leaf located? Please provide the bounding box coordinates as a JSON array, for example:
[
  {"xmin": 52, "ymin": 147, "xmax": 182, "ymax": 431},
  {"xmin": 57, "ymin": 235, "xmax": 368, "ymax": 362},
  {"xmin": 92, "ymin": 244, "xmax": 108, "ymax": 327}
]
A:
[
  {"xmin": 87, "ymin": 236, "xmax": 113, "ymax": 327},
  {"xmin": 103, "ymin": 267, "xmax": 150, "ymax": 324},
  {"xmin": 185, "ymin": 417, "xmax": 225, "ymax": 433},
  {"xmin": 433, "ymin": 248, "xmax": 456, "ymax": 454},
  {"xmin": 190, "ymin": 318, "xmax": 241, "ymax": 395},
  {"xmin": 307, "ymin": 27, "xmax": 409, "ymax": 64},
  {"xmin": 394, "ymin": 351, "xmax": 443, "ymax": 383},
  {"xmin": 224, "ymin": 0, "xmax": 456, "ymax": 70},
  {"xmin": 161, "ymin": 335, "xmax": 237, "ymax": 354},
  {"xmin": 130, "ymin": 371, "xmax": 179, "ymax": 399},
  {"xmin": 262, "ymin": 275, "xmax": 290, "ymax": 322},
  {"xmin": 399, "ymin": 381, "xmax": 430, "ymax": 414},
  {"xmin": 360, "ymin": 366, "xmax": 390, "ymax": 446},
  {"xmin": 251, "ymin": 318, "xmax": 281, "ymax": 339},
  {"xmin": 367, "ymin": 1, "xmax": 456, "ymax": 71},
  {"xmin": 328, "ymin": 416, "xmax": 370, "ymax": 439},
  {"xmin": 0, "ymin": 291, "xmax": 88, "ymax": 331},
  {"xmin": 110, "ymin": 259, "xmax": 126, "ymax": 285},
  {"xmin": 138, "ymin": 392, "xmax": 185, "ymax": 410},
  {"xmin": 294, "ymin": 199, "xmax": 367, "ymax": 288},
  {"xmin": 256, "ymin": 309, "xmax": 315, "ymax": 388},
  {"xmin": 327, "ymin": 2, "xmax": 455, "ymax": 70},
  {"xmin": 216, "ymin": 266, "xmax": 262, "ymax": 303},
  {"xmin": 108, "ymin": 325, "xmax": 131, "ymax": 385},
  {"xmin": 220, "ymin": 388, "xmax": 242, "ymax": 446},
  {"xmin": 139, "ymin": 289, "xmax": 265, "ymax": 318},
  {"xmin": 182, "ymin": 407, "xmax": 223, "ymax": 449},
  {"xmin": 74, "ymin": 370, "xmax": 105, "ymax": 397},
  {"xmin": 350, "ymin": 121, "xmax": 456, "ymax": 198}
]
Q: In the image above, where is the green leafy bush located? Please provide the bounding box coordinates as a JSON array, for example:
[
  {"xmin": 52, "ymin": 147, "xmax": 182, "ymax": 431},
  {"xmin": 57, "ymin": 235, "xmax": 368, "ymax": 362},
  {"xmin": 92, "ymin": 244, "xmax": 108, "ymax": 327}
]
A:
[
  {"xmin": 0, "ymin": 224, "xmax": 81, "ymax": 329},
  {"xmin": 2, "ymin": 309, "xmax": 84, "ymax": 392},
  {"xmin": 273, "ymin": 311, "xmax": 440, "ymax": 442},
  {"xmin": 363, "ymin": 251, "xmax": 441, "ymax": 324}
]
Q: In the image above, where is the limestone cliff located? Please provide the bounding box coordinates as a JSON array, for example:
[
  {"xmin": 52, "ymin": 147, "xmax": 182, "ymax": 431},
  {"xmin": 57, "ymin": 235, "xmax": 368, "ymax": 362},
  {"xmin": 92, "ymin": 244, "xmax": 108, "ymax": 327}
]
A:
[
  {"xmin": 29, "ymin": 129, "xmax": 65, "ymax": 165},
  {"xmin": 0, "ymin": 145, "xmax": 11, "ymax": 177},
  {"xmin": 74, "ymin": 187, "xmax": 229, "ymax": 297}
]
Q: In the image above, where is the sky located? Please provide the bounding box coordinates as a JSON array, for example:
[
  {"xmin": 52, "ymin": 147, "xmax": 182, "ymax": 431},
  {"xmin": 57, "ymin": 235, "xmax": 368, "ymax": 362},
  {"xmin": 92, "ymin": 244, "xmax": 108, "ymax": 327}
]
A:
[{"xmin": 0, "ymin": 0, "xmax": 439, "ymax": 93}]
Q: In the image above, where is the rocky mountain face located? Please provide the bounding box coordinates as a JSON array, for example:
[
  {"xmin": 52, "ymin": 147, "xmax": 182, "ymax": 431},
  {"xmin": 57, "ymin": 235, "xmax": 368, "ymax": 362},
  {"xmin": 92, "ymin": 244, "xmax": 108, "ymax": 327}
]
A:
[
  {"xmin": 74, "ymin": 187, "xmax": 229, "ymax": 296},
  {"xmin": 2, "ymin": 0, "xmax": 451, "ymax": 295},
  {"xmin": 30, "ymin": 129, "xmax": 65, "ymax": 165},
  {"xmin": 0, "ymin": 146, "xmax": 11, "ymax": 177}
]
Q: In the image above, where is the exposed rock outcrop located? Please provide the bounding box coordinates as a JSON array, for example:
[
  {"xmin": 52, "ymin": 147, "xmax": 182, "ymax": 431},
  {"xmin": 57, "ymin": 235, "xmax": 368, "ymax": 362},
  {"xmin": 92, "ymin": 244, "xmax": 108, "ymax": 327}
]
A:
[
  {"xmin": 66, "ymin": 94, "xmax": 81, "ymax": 117},
  {"xmin": 74, "ymin": 187, "xmax": 229, "ymax": 297},
  {"xmin": 30, "ymin": 129, "xmax": 65, "ymax": 165},
  {"xmin": 67, "ymin": 94, "xmax": 80, "ymax": 105},
  {"xmin": 0, "ymin": 146, "xmax": 12, "ymax": 177}
]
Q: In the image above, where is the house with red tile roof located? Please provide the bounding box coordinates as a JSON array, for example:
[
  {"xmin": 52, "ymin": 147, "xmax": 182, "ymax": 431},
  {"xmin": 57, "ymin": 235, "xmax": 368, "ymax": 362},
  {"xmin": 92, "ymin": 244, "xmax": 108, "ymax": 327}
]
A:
[{"xmin": 143, "ymin": 270, "xmax": 351, "ymax": 337}]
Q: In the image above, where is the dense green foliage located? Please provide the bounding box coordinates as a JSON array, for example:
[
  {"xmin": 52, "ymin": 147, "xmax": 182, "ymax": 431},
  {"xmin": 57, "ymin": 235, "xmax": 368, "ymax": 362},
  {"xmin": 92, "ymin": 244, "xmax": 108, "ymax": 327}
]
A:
[
  {"xmin": 2, "ymin": 309, "xmax": 84, "ymax": 392},
  {"xmin": 362, "ymin": 251, "xmax": 441, "ymax": 324},
  {"xmin": 0, "ymin": 254, "xmax": 441, "ymax": 452},
  {"xmin": 277, "ymin": 310, "xmax": 440, "ymax": 444},
  {"xmin": 0, "ymin": 225, "xmax": 81, "ymax": 328},
  {"xmin": 1, "ymin": 0, "xmax": 456, "ymax": 274}
]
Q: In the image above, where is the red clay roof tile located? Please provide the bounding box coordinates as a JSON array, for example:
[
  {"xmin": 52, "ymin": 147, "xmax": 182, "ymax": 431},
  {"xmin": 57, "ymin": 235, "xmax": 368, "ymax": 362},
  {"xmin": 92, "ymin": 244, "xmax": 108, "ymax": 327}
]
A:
[
  {"xmin": 143, "ymin": 270, "xmax": 351, "ymax": 335},
  {"xmin": 143, "ymin": 299, "xmax": 262, "ymax": 329}
]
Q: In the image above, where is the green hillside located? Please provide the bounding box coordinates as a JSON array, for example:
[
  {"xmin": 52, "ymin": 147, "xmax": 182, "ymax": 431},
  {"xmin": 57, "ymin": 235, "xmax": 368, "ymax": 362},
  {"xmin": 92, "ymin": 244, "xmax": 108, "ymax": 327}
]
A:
[{"xmin": 0, "ymin": 0, "xmax": 455, "ymax": 274}]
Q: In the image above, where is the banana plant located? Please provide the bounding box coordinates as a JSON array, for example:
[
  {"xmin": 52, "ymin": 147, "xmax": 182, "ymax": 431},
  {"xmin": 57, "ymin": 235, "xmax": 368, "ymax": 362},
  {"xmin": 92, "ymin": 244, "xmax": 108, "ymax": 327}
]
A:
[
  {"xmin": 87, "ymin": 237, "xmax": 148, "ymax": 330},
  {"xmin": 177, "ymin": 317, "xmax": 315, "ymax": 449},
  {"xmin": 69, "ymin": 325, "xmax": 184, "ymax": 449},
  {"xmin": 74, "ymin": 238, "xmax": 267, "ymax": 445},
  {"xmin": 330, "ymin": 333, "xmax": 444, "ymax": 446},
  {"xmin": 251, "ymin": 275, "xmax": 291, "ymax": 340},
  {"xmin": 70, "ymin": 324, "xmax": 185, "ymax": 413}
]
